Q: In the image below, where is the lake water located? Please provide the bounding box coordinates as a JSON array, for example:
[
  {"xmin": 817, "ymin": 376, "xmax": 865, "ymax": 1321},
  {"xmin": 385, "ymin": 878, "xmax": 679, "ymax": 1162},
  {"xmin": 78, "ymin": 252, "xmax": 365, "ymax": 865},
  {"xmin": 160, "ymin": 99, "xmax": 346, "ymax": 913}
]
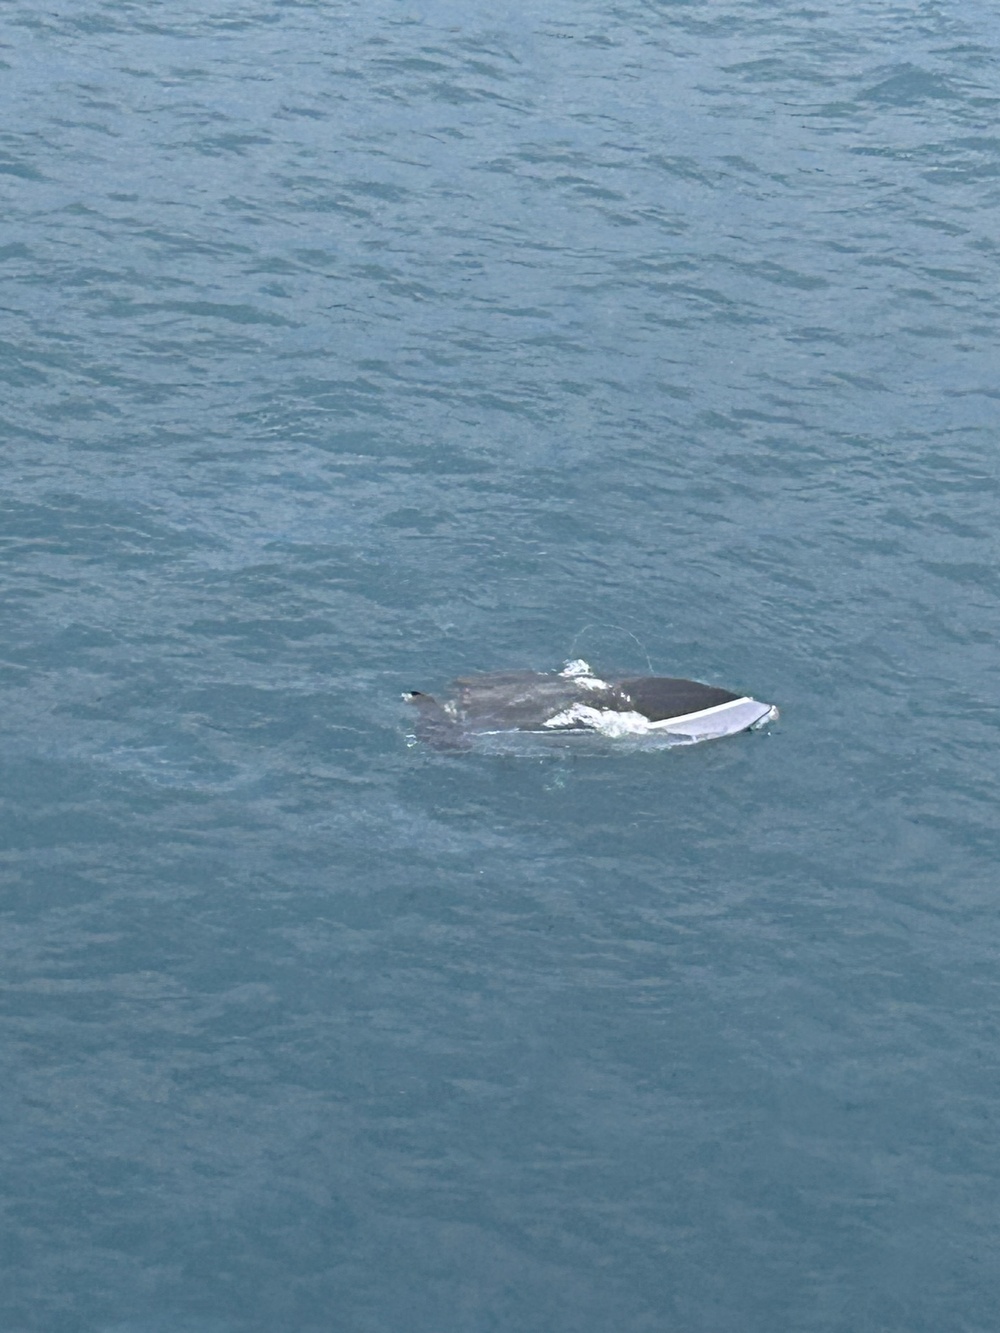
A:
[{"xmin": 2, "ymin": 1, "xmax": 999, "ymax": 1330}]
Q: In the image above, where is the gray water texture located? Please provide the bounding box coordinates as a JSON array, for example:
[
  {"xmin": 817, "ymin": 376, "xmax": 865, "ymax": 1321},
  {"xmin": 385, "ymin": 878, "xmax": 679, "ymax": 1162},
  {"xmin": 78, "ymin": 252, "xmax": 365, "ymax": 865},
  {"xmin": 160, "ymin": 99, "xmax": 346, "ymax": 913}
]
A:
[{"xmin": 2, "ymin": 0, "xmax": 999, "ymax": 1329}]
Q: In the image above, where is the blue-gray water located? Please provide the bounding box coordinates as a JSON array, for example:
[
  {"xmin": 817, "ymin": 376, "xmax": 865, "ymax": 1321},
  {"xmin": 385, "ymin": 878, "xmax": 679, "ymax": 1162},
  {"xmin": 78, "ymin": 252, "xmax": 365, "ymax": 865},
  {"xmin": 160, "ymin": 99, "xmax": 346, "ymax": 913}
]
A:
[{"xmin": 3, "ymin": 1, "xmax": 999, "ymax": 1330}]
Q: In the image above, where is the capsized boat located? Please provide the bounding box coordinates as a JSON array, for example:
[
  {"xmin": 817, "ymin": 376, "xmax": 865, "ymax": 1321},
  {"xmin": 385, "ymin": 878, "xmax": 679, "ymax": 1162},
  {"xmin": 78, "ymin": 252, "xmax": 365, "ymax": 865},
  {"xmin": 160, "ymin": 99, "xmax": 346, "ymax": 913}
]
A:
[{"xmin": 405, "ymin": 660, "xmax": 778, "ymax": 752}]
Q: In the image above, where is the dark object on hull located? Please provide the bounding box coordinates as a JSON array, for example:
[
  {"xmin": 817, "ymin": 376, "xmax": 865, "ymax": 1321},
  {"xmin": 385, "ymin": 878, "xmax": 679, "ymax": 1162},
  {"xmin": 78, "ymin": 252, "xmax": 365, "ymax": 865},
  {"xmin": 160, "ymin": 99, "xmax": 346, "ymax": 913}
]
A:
[{"xmin": 405, "ymin": 660, "xmax": 777, "ymax": 751}]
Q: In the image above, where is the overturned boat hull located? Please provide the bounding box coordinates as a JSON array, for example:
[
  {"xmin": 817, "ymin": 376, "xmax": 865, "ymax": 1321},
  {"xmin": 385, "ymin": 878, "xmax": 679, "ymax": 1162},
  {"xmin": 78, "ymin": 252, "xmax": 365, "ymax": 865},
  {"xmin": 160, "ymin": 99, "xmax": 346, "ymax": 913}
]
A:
[{"xmin": 406, "ymin": 661, "xmax": 777, "ymax": 753}]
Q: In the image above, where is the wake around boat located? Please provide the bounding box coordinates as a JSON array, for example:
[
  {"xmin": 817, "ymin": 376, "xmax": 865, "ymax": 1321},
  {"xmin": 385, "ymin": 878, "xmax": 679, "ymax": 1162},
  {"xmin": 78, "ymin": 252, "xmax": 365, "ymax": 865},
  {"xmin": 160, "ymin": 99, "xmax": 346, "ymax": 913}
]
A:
[{"xmin": 405, "ymin": 660, "xmax": 778, "ymax": 752}]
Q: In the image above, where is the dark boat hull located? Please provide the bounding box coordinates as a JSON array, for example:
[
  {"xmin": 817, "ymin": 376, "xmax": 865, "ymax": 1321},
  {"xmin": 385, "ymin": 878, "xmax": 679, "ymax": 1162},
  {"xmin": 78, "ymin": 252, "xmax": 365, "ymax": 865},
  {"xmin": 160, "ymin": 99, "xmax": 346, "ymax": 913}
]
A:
[{"xmin": 406, "ymin": 661, "xmax": 777, "ymax": 752}]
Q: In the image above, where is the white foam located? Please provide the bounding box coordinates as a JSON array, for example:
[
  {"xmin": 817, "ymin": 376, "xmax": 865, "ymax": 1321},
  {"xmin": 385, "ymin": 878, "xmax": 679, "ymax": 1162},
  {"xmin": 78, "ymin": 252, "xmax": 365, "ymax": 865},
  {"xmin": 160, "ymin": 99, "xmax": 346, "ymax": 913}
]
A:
[
  {"xmin": 559, "ymin": 659, "xmax": 611, "ymax": 691},
  {"xmin": 543, "ymin": 703, "xmax": 653, "ymax": 737}
]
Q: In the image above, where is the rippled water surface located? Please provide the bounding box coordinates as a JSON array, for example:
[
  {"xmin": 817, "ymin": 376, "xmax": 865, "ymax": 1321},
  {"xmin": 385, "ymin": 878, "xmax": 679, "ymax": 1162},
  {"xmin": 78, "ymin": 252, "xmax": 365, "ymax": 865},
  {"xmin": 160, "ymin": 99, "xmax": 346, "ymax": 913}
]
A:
[{"xmin": 3, "ymin": 1, "xmax": 999, "ymax": 1330}]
